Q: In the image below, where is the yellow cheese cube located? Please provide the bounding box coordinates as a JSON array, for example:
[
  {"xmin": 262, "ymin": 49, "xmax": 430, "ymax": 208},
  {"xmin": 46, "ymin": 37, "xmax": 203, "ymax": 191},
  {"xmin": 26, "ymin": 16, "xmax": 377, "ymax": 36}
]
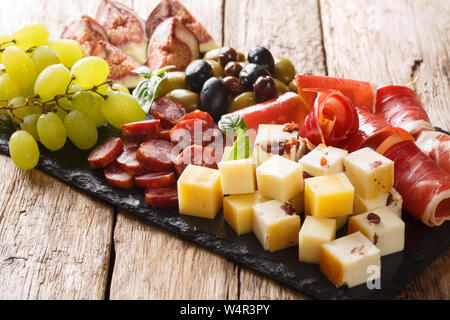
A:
[
  {"xmin": 320, "ymin": 232, "xmax": 381, "ymax": 288},
  {"xmin": 253, "ymin": 200, "xmax": 301, "ymax": 252},
  {"xmin": 304, "ymin": 173, "xmax": 354, "ymax": 218},
  {"xmin": 348, "ymin": 207, "xmax": 405, "ymax": 256},
  {"xmin": 178, "ymin": 165, "xmax": 222, "ymax": 219},
  {"xmin": 223, "ymin": 193, "xmax": 270, "ymax": 235},
  {"xmin": 256, "ymin": 155, "xmax": 303, "ymax": 202},
  {"xmin": 299, "ymin": 216, "xmax": 336, "ymax": 263},
  {"xmin": 288, "ymin": 190, "xmax": 304, "ymax": 214},
  {"xmin": 219, "ymin": 157, "xmax": 256, "ymax": 195},
  {"xmin": 343, "ymin": 148, "xmax": 394, "ymax": 200},
  {"xmin": 299, "ymin": 144, "xmax": 348, "ymax": 177}
]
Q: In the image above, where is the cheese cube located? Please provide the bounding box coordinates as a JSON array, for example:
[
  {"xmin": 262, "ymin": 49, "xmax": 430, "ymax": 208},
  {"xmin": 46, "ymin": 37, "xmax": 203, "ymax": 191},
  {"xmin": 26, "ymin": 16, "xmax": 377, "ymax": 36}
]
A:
[
  {"xmin": 288, "ymin": 190, "xmax": 304, "ymax": 214},
  {"xmin": 334, "ymin": 215, "xmax": 349, "ymax": 230},
  {"xmin": 304, "ymin": 173, "xmax": 354, "ymax": 218},
  {"xmin": 223, "ymin": 193, "xmax": 270, "ymax": 235},
  {"xmin": 354, "ymin": 192, "xmax": 389, "ymax": 215},
  {"xmin": 320, "ymin": 232, "xmax": 381, "ymax": 288},
  {"xmin": 253, "ymin": 200, "xmax": 301, "ymax": 252},
  {"xmin": 387, "ymin": 188, "xmax": 403, "ymax": 217},
  {"xmin": 343, "ymin": 148, "xmax": 394, "ymax": 200},
  {"xmin": 299, "ymin": 216, "xmax": 336, "ymax": 263},
  {"xmin": 254, "ymin": 124, "xmax": 305, "ymax": 166},
  {"xmin": 219, "ymin": 157, "xmax": 256, "ymax": 195},
  {"xmin": 178, "ymin": 165, "xmax": 222, "ymax": 219},
  {"xmin": 299, "ymin": 144, "xmax": 348, "ymax": 177},
  {"xmin": 348, "ymin": 207, "xmax": 405, "ymax": 256},
  {"xmin": 256, "ymin": 155, "xmax": 303, "ymax": 202}
]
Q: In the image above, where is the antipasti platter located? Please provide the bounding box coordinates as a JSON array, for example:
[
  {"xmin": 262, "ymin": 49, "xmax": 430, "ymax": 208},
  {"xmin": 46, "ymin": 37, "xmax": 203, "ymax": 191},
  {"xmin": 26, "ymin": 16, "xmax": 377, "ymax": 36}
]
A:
[{"xmin": 0, "ymin": 0, "xmax": 448, "ymax": 300}]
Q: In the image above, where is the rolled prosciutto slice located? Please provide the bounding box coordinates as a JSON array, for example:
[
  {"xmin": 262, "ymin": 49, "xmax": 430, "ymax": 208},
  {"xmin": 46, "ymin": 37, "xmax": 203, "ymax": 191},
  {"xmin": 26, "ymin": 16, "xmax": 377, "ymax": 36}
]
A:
[
  {"xmin": 416, "ymin": 130, "xmax": 450, "ymax": 174},
  {"xmin": 299, "ymin": 90, "xmax": 359, "ymax": 146}
]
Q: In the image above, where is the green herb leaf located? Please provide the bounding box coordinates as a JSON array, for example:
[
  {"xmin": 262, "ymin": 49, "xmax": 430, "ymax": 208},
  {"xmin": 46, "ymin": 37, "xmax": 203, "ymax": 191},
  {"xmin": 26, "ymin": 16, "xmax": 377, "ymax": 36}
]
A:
[
  {"xmin": 226, "ymin": 127, "xmax": 253, "ymax": 161},
  {"xmin": 218, "ymin": 113, "xmax": 248, "ymax": 136},
  {"xmin": 132, "ymin": 65, "xmax": 176, "ymax": 113}
]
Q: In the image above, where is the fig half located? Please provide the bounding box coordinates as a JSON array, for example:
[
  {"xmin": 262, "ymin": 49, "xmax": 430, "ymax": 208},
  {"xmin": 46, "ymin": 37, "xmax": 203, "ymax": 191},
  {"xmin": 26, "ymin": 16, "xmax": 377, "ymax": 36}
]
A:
[
  {"xmin": 96, "ymin": 0, "xmax": 148, "ymax": 64},
  {"xmin": 147, "ymin": 17, "xmax": 199, "ymax": 72},
  {"xmin": 146, "ymin": 0, "xmax": 218, "ymax": 53},
  {"xmin": 61, "ymin": 15, "xmax": 109, "ymax": 56},
  {"xmin": 93, "ymin": 40, "xmax": 142, "ymax": 88}
]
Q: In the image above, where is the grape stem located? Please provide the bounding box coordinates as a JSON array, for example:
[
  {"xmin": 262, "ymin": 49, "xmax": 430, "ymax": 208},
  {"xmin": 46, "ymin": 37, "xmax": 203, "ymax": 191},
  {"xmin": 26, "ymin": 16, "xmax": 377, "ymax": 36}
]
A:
[{"xmin": 0, "ymin": 40, "xmax": 15, "ymax": 50}]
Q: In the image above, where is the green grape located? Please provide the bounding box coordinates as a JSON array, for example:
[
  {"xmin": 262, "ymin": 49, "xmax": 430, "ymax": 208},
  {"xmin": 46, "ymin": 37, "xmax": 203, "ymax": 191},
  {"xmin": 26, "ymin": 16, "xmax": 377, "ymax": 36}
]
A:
[
  {"xmin": 9, "ymin": 130, "xmax": 40, "ymax": 170},
  {"xmin": 57, "ymin": 96, "xmax": 74, "ymax": 111},
  {"xmin": 47, "ymin": 39, "xmax": 83, "ymax": 69},
  {"xmin": 101, "ymin": 91, "xmax": 146, "ymax": 129},
  {"xmin": 64, "ymin": 110, "xmax": 98, "ymax": 150},
  {"xmin": 34, "ymin": 64, "xmax": 71, "ymax": 101},
  {"xmin": 108, "ymin": 83, "xmax": 130, "ymax": 94},
  {"xmin": 0, "ymin": 73, "xmax": 20, "ymax": 107},
  {"xmin": 37, "ymin": 112, "xmax": 67, "ymax": 151},
  {"xmin": 54, "ymin": 106, "xmax": 68, "ymax": 121},
  {"xmin": 0, "ymin": 35, "xmax": 14, "ymax": 63},
  {"xmin": 31, "ymin": 46, "xmax": 60, "ymax": 74},
  {"xmin": 71, "ymin": 57, "xmax": 110, "ymax": 89},
  {"xmin": 20, "ymin": 113, "xmax": 41, "ymax": 141},
  {"xmin": 2, "ymin": 46, "xmax": 37, "ymax": 96},
  {"xmin": 72, "ymin": 91, "xmax": 107, "ymax": 127},
  {"xmin": 90, "ymin": 95, "xmax": 107, "ymax": 127},
  {"xmin": 13, "ymin": 23, "xmax": 49, "ymax": 51},
  {"xmin": 9, "ymin": 97, "xmax": 42, "ymax": 124}
]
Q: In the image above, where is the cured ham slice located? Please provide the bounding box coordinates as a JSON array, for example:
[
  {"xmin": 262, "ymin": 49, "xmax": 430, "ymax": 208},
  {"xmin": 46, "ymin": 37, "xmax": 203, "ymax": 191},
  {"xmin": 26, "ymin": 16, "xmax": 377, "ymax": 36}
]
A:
[
  {"xmin": 416, "ymin": 130, "xmax": 450, "ymax": 174},
  {"xmin": 299, "ymin": 90, "xmax": 359, "ymax": 146}
]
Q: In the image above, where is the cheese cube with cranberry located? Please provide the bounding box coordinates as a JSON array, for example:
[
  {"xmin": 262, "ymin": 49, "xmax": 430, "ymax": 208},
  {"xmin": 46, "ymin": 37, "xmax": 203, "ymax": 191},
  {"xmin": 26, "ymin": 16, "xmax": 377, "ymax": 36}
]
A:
[
  {"xmin": 253, "ymin": 200, "xmax": 301, "ymax": 252},
  {"xmin": 178, "ymin": 165, "xmax": 222, "ymax": 219},
  {"xmin": 223, "ymin": 193, "xmax": 270, "ymax": 235},
  {"xmin": 299, "ymin": 216, "xmax": 337, "ymax": 263},
  {"xmin": 288, "ymin": 190, "xmax": 304, "ymax": 214},
  {"xmin": 343, "ymin": 148, "xmax": 394, "ymax": 200},
  {"xmin": 386, "ymin": 188, "xmax": 403, "ymax": 217},
  {"xmin": 320, "ymin": 232, "xmax": 381, "ymax": 288},
  {"xmin": 354, "ymin": 188, "xmax": 403, "ymax": 216},
  {"xmin": 348, "ymin": 207, "xmax": 405, "ymax": 256},
  {"xmin": 304, "ymin": 173, "xmax": 354, "ymax": 218},
  {"xmin": 219, "ymin": 157, "xmax": 256, "ymax": 195},
  {"xmin": 256, "ymin": 155, "xmax": 303, "ymax": 202},
  {"xmin": 299, "ymin": 144, "xmax": 348, "ymax": 177}
]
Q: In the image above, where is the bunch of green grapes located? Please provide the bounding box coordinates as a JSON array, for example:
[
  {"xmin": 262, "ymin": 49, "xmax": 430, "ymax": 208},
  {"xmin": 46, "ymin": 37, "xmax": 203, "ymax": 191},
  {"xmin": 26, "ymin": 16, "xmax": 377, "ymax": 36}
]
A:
[{"xmin": 0, "ymin": 23, "xmax": 146, "ymax": 171}]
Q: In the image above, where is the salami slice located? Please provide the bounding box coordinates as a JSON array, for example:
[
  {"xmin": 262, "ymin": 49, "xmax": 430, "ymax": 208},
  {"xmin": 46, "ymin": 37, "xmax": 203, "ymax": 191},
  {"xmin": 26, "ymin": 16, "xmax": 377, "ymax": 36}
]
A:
[
  {"xmin": 135, "ymin": 171, "xmax": 176, "ymax": 189},
  {"xmin": 117, "ymin": 146, "xmax": 150, "ymax": 176},
  {"xmin": 150, "ymin": 97, "xmax": 186, "ymax": 128},
  {"xmin": 104, "ymin": 162, "xmax": 135, "ymax": 189},
  {"xmin": 159, "ymin": 129, "xmax": 171, "ymax": 141},
  {"xmin": 122, "ymin": 119, "xmax": 161, "ymax": 137},
  {"xmin": 179, "ymin": 110, "xmax": 215, "ymax": 128},
  {"xmin": 172, "ymin": 145, "xmax": 218, "ymax": 177},
  {"xmin": 88, "ymin": 137, "xmax": 124, "ymax": 169},
  {"xmin": 137, "ymin": 139, "xmax": 175, "ymax": 172},
  {"xmin": 145, "ymin": 186, "xmax": 178, "ymax": 208},
  {"xmin": 170, "ymin": 119, "xmax": 215, "ymax": 150}
]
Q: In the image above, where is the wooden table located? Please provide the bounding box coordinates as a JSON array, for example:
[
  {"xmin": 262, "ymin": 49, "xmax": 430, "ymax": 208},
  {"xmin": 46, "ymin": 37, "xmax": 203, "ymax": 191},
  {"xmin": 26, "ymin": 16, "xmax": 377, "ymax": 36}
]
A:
[{"xmin": 0, "ymin": 0, "xmax": 448, "ymax": 300}]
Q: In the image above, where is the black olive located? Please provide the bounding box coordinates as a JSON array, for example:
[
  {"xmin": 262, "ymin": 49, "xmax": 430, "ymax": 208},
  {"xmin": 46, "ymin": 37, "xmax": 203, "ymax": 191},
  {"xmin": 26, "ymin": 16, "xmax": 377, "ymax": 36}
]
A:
[
  {"xmin": 253, "ymin": 76, "xmax": 276, "ymax": 103},
  {"xmin": 218, "ymin": 47, "xmax": 238, "ymax": 66},
  {"xmin": 185, "ymin": 60, "xmax": 213, "ymax": 93},
  {"xmin": 239, "ymin": 63, "xmax": 270, "ymax": 90},
  {"xmin": 247, "ymin": 46, "xmax": 275, "ymax": 73},
  {"xmin": 200, "ymin": 77, "xmax": 229, "ymax": 122}
]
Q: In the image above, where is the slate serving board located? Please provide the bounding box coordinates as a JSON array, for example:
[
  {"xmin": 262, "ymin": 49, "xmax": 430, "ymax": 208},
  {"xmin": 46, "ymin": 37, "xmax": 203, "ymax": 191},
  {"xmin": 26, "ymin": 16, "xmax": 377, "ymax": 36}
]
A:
[{"xmin": 0, "ymin": 115, "xmax": 448, "ymax": 300}]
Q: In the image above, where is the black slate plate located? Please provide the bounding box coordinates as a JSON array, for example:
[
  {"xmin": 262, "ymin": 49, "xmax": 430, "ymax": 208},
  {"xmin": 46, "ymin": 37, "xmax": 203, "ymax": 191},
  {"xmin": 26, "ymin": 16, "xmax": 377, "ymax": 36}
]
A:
[{"xmin": 0, "ymin": 115, "xmax": 448, "ymax": 300}]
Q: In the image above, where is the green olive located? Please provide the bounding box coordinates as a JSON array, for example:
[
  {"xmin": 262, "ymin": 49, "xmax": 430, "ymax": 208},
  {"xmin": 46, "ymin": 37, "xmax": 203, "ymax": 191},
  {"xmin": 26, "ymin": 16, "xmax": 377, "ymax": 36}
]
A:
[
  {"xmin": 158, "ymin": 71, "xmax": 187, "ymax": 96},
  {"xmin": 288, "ymin": 78, "xmax": 298, "ymax": 92},
  {"xmin": 228, "ymin": 91, "xmax": 256, "ymax": 113},
  {"xmin": 273, "ymin": 56, "xmax": 296, "ymax": 85},
  {"xmin": 203, "ymin": 48, "xmax": 221, "ymax": 61},
  {"xmin": 165, "ymin": 89, "xmax": 200, "ymax": 113},
  {"xmin": 205, "ymin": 59, "xmax": 224, "ymax": 78},
  {"xmin": 274, "ymin": 78, "xmax": 289, "ymax": 96}
]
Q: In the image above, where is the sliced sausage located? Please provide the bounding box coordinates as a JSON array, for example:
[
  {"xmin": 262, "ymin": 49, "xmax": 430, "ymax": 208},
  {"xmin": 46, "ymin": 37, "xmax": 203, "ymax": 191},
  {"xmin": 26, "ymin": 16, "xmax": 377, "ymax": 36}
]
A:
[
  {"xmin": 159, "ymin": 129, "xmax": 171, "ymax": 141},
  {"xmin": 135, "ymin": 171, "xmax": 176, "ymax": 189},
  {"xmin": 150, "ymin": 97, "xmax": 186, "ymax": 128},
  {"xmin": 145, "ymin": 185, "xmax": 178, "ymax": 208},
  {"xmin": 122, "ymin": 119, "xmax": 161, "ymax": 137},
  {"xmin": 170, "ymin": 119, "xmax": 217, "ymax": 150},
  {"xmin": 104, "ymin": 162, "xmax": 135, "ymax": 189},
  {"xmin": 117, "ymin": 147, "xmax": 150, "ymax": 176},
  {"xmin": 88, "ymin": 137, "xmax": 124, "ymax": 169},
  {"xmin": 137, "ymin": 139, "xmax": 175, "ymax": 172},
  {"xmin": 179, "ymin": 110, "xmax": 215, "ymax": 128},
  {"xmin": 173, "ymin": 145, "xmax": 218, "ymax": 177}
]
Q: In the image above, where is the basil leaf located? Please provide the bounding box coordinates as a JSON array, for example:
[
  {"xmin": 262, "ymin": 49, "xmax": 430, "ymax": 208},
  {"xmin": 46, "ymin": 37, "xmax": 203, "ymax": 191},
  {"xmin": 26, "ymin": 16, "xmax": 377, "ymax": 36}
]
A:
[
  {"xmin": 133, "ymin": 66, "xmax": 153, "ymax": 78},
  {"xmin": 225, "ymin": 128, "xmax": 253, "ymax": 161},
  {"xmin": 218, "ymin": 113, "xmax": 248, "ymax": 136}
]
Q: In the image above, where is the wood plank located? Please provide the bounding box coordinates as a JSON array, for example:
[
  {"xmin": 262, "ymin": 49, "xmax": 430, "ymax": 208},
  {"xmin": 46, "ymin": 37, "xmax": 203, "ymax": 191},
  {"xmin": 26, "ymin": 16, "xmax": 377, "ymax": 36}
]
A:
[
  {"xmin": 224, "ymin": 0, "xmax": 326, "ymax": 300},
  {"xmin": 109, "ymin": 0, "xmax": 239, "ymax": 300},
  {"xmin": 320, "ymin": 0, "xmax": 450, "ymax": 299}
]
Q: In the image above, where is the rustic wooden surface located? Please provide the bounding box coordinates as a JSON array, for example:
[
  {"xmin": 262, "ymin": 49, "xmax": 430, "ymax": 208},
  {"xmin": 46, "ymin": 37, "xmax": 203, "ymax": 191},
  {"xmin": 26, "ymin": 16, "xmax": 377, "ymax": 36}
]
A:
[{"xmin": 0, "ymin": 0, "xmax": 448, "ymax": 300}]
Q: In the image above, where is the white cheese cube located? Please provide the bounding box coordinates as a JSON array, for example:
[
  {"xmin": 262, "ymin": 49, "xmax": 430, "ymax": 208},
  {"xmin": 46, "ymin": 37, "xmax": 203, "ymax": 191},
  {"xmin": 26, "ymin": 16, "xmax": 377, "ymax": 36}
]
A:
[
  {"xmin": 320, "ymin": 232, "xmax": 381, "ymax": 288},
  {"xmin": 299, "ymin": 144, "xmax": 348, "ymax": 177},
  {"xmin": 387, "ymin": 188, "xmax": 403, "ymax": 217},
  {"xmin": 348, "ymin": 207, "xmax": 405, "ymax": 256},
  {"xmin": 343, "ymin": 148, "xmax": 394, "ymax": 200},
  {"xmin": 219, "ymin": 157, "xmax": 256, "ymax": 195},
  {"xmin": 299, "ymin": 216, "xmax": 336, "ymax": 263},
  {"xmin": 354, "ymin": 188, "xmax": 403, "ymax": 216},
  {"xmin": 334, "ymin": 215, "xmax": 349, "ymax": 230},
  {"xmin": 256, "ymin": 155, "xmax": 303, "ymax": 202},
  {"xmin": 253, "ymin": 200, "xmax": 301, "ymax": 252}
]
